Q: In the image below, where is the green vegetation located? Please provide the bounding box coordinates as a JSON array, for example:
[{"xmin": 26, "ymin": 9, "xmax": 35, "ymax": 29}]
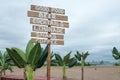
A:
[
  {"xmin": 0, "ymin": 51, "xmax": 13, "ymax": 78},
  {"xmin": 1, "ymin": 40, "xmax": 120, "ymax": 80},
  {"xmin": 112, "ymin": 47, "xmax": 120, "ymax": 66},
  {"xmin": 6, "ymin": 40, "xmax": 48, "ymax": 80},
  {"xmin": 75, "ymin": 51, "xmax": 89, "ymax": 80},
  {"xmin": 50, "ymin": 51, "xmax": 57, "ymax": 66},
  {"xmin": 51, "ymin": 51, "xmax": 77, "ymax": 80}
]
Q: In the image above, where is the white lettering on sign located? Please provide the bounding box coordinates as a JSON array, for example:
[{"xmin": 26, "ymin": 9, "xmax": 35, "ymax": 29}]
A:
[
  {"xmin": 38, "ymin": 12, "xmax": 56, "ymax": 19},
  {"xmin": 30, "ymin": 18, "xmax": 69, "ymax": 27},
  {"xmin": 31, "ymin": 5, "xmax": 65, "ymax": 14},
  {"xmin": 31, "ymin": 38, "xmax": 64, "ymax": 45},
  {"xmin": 48, "ymin": 34, "xmax": 55, "ymax": 39},
  {"xmin": 28, "ymin": 11, "xmax": 68, "ymax": 21},
  {"xmin": 51, "ymin": 8, "xmax": 65, "ymax": 14},
  {"xmin": 38, "ymin": 33, "xmax": 57, "ymax": 39},
  {"xmin": 31, "ymin": 32, "xmax": 64, "ymax": 39},
  {"xmin": 39, "ymin": 39, "xmax": 50, "ymax": 44},
  {"xmin": 38, "ymin": 12, "xmax": 47, "ymax": 18},
  {"xmin": 33, "ymin": 25, "xmax": 65, "ymax": 34},
  {"xmin": 35, "ymin": 5, "xmax": 49, "ymax": 12},
  {"xmin": 47, "ymin": 14, "xmax": 56, "ymax": 19},
  {"xmin": 31, "ymin": 18, "xmax": 49, "ymax": 25}
]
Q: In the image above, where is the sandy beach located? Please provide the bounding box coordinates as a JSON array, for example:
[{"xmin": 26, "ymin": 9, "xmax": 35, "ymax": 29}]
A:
[{"xmin": 5, "ymin": 66, "xmax": 120, "ymax": 80}]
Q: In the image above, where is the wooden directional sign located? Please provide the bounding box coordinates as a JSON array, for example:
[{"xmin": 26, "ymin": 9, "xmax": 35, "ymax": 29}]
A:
[
  {"xmin": 31, "ymin": 38, "xmax": 64, "ymax": 45},
  {"xmin": 30, "ymin": 18, "xmax": 69, "ymax": 28},
  {"xmin": 31, "ymin": 32, "xmax": 64, "ymax": 39},
  {"xmin": 32, "ymin": 25, "xmax": 65, "ymax": 34},
  {"xmin": 28, "ymin": 5, "xmax": 69, "ymax": 45},
  {"xmin": 28, "ymin": 11, "xmax": 68, "ymax": 21},
  {"xmin": 28, "ymin": 5, "xmax": 69, "ymax": 80},
  {"xmin": 31, "ymin": 5, "xmax": 65, "ymax": 14}
]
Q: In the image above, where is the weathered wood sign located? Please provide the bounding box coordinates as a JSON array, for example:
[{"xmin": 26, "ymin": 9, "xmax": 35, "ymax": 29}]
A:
[
  {"xmin": 31, "ymin": 38, "xmax": 64, "ymax": 45},
  {"xmin": 28, "ymin": 11, "xmax": 68, "ymax": 21},
  {"xmin": 32, "ymin": 25, "xmax": 65, "ymax": 34},
  {"xmin": 28, "ymin": 5, "xmax": 69, "ymax": 45},
  {"xmin": 31, "ymin": 32, "xmax": 64, "ymax": 39},
  {"xmin": 31, "ymin": 5, "xmax": 65, "ymax": 14},
  {"xmin": 28, "ymin": 5, "xmax": 69, "ymax": 80},
  {"xmin": 30, "ymin": 18, "xmax": 69, "ymax": 28}
]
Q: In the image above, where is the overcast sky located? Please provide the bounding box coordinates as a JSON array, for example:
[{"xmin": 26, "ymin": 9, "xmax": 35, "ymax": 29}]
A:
[{"xmin": 0, "ymin": 0, "xmax": 120, "ymax": 62}]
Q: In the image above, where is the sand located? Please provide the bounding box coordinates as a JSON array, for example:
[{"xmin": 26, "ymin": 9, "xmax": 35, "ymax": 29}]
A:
[{"xmin": 5, "ymin": 66, "xmax": 120, "ymax": 80}]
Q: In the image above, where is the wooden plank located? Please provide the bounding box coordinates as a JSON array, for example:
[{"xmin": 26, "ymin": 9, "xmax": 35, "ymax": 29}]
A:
[
  {"xmin": 31, "ymin": 5, "xmax": 65, "ymax": 14},
  {"xmin": 28, "ymin": 11, "xmax": 68, "ymax": 21},
  {"xmin": 30, "ymin": 18, "xmax": 69, "ymax": 28},
  {"xmin": 32, "ymin": 25, "xmax": 65, "ymax": 34},
  {"xmin": 31, "ymin": 38, "xmax": 64, "ymax": 45},
  {"xmin": 31, "ymin": 32, "xmax": 64, "ymax": 39}
]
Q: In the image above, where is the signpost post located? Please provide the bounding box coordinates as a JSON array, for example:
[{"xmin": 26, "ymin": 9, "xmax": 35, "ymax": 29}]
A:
[{"xmin": 28, "ymin": 5, "xmax": 69, "ymax": 80}]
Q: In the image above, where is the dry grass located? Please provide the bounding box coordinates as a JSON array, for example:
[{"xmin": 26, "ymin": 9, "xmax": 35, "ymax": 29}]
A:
[{"xmin": 5, "ymin": 66, "xmax": 120, "ymax": 80}]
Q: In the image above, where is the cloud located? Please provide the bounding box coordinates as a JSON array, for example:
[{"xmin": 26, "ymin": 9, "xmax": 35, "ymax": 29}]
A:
[
  {"xmin": 51, "ymin": 0, "xmax": 120, "ymax": 62},
  {"xmin": 0, "ymin": 0, "xmax": 120, "ymax": 62}
]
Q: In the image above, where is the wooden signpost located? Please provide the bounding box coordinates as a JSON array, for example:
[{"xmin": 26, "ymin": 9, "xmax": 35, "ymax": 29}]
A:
[{"xmin": 28, "ymin": 5, "xmax": 69, "ymax": 80}]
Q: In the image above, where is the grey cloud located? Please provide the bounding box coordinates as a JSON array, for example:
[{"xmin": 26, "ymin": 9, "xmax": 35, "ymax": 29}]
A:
[{"xmin": 0, "ymin": 0, "xmax": 120, "ymax": 62}]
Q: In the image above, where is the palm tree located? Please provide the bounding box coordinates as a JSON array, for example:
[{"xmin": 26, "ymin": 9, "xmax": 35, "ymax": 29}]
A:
[
  {"xmin": 6, "ymin": 40, "xmax": 48, "ymax": 80},
  {"xmin": 53, "ymin": 51, "xmax": 77, "ymax": 80},
  {"xmin": 112, "ymin": 47, "xmax": 120, "ymax": 65},
  {"xmin": 0, "ymin": 51, "xmax": 13, "ymax": 77},
  {"xmin": 75, "ymin": 51, "xmax": 89, "ymax": 80}
]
